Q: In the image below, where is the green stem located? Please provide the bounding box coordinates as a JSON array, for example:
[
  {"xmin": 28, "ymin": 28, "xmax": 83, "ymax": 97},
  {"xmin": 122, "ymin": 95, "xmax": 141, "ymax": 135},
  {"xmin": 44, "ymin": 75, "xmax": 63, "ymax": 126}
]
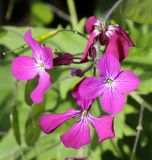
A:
[
  {"xmin": 5, "ymin": 0, "xmax": 15, "ymax": 20},
  {"xmin": 67, "ymin": 0, "xmax": 78, "ymax": 29},
  {"xmin": 130, "ymin": 92, "xmax": 152, "ymax": 112},
  {"xmin": 130, "ymin": 104, "xmax": 144, "ymax": 160}
]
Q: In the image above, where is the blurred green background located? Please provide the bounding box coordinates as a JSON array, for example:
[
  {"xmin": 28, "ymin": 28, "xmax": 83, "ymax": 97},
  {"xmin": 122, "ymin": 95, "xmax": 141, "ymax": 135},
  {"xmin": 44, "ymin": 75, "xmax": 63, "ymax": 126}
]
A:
[{"xmin": 0, "ymin": 0, "xmax": 152, "ymax": 160}]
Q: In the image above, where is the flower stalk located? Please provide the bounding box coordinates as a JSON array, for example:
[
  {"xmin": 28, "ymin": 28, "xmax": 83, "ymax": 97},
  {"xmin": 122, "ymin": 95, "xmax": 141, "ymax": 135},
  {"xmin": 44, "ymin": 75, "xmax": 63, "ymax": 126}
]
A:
[{"xmin": 67, "ymin": 0, "xmax": 78, "ymax": 29}]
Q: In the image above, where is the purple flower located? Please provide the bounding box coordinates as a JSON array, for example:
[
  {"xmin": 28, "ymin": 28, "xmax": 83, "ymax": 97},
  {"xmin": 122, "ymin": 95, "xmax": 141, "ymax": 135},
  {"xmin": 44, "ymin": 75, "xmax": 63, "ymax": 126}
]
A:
[
  {"xmin": 40, "ymin": 80, "xmax": 115, "ymax": 149},
  {"xmin": 79, "ymin": 54, "xmax": 140, "ymax": 114},
  {"xmin": 12, "ymin": 30, "xmax": 53, "ymax": 104},
  {"xmin": 81, "ymin": 16, "xmax": 134, "ymax": 62},
  {"xmin": 71, "ymin": 69, "xmax": 84, "ymax": 77}
]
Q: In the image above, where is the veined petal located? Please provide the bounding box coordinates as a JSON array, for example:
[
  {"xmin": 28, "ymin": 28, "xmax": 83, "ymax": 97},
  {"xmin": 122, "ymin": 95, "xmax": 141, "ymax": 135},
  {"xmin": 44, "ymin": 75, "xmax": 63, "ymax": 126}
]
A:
[
  {"xmin": 81, "ymin": 31, "xmax": 98, "ymax": 63},
  {"xmin": 42, "ymin": 46, "xmax": 53, "ymax": 69},
  {"xmin": 40, "ymin": 109, "xmax": 81, "ymax": 134},
  {"xmin": 24, "ymin": 30, "xmax": 43, "ymax": 60},
  {"xmin": 88, "ymin": 114, "xmax": 115, "ymax": 142},
  {"xmin": 79, "ymin": 77, "xmax": 104, "ymax": 100},
  {"xmin": 105, "ymin": 33, "xmax": 127, "ymax": 61},
  {"xmin": 12, "ymin": 56, "xmax": 37, "ymax": 80},
  {"xmin": 60, "ymin": 118, "xmax": 91, "ymax": 149},
  {"xmin": 97, "ymin": 54, "xmax": 120, "ymax": 78},
  {"xmin": 72, "ymin": 78, "xmax": 93, "ymax": 110},
  {"xmin": 109, "ymin": 25, "xmax": 135, "ymax": 47},
  {"xmin": 115, "ymin": 70, "xmax": 140, "ymax": 94},
  {"xmin": 105, "ymin": 25, "xmax": 134, "ymax": 61},
  {"xmin": 101, "ymin": 89, "xmax": 126, "ymax": 114},
  {"xmin": 31, "ymin": 71, "xmax": 50, "ymax": 103},
  {"xmin": 77, "ymin": 99, "xmax": 93, "ymax": 111}
]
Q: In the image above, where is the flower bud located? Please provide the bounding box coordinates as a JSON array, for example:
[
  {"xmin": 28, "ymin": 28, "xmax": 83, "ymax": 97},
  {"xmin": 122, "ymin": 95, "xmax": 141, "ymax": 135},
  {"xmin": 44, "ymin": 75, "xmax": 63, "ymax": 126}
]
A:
[
  {"xmin": 53, "ymin": 53, "xmax": 74, "ymax": 66},
  {"xmin": 89, "ymin": 46, "xmax": 96, "ymax": 59},
  {"xmin": 71, "ymin": 69, "xmax": 84, "ymax": 77}
]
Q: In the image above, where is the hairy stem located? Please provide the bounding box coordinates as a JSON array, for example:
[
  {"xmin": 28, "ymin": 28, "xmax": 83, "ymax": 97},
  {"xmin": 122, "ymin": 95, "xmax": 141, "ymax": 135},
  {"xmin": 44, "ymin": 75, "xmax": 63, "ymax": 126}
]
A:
[{"xmin": 130, "ymin": 104, "xmax": 144, "ymax": 160}]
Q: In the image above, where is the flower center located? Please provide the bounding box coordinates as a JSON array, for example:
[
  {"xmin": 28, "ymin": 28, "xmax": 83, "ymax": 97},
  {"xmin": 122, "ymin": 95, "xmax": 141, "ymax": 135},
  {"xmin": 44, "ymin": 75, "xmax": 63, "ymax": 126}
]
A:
[
  {"xmin": 82, "ymin": 110, "xmax": 88, "ymax": 117},
  {"xmin": 94, "ymin": 21, "xmax": 106, "ymax": 32},
  {"xmin": 106, "ymin": 78, "xmax": 113, "ymax": 84},
  {"xmin": 39, "ymin": 63, "xmax": 45, "ymax": 68}
]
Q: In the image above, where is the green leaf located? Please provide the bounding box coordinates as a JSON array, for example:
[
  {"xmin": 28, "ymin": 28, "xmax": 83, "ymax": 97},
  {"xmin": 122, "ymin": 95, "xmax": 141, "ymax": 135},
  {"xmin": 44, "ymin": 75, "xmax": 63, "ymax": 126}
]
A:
[
  {"xmin": 121, "ymin": 0, "xmax": 152, "ymax": 24},
  {"xmin": 25, "ymin": 77, "xmax": 38, "ymax": 106},
  {"xmin": 25, "ymin": 99, "xmax": 46, "ymax": 146},
  {"xmin": 10, "ymin": 105, "xmax": 21, "ymax": 145},
  {"xmin": 30, "ymin": 2, "xmax": 54, "ymax": 26},
  {"xmin": 0, "ymin": 26, "xmax": 87, "ymax": 56},
  {"xmin": 77, "ymin": 17, "xmax": 86, "ymax": 32}
]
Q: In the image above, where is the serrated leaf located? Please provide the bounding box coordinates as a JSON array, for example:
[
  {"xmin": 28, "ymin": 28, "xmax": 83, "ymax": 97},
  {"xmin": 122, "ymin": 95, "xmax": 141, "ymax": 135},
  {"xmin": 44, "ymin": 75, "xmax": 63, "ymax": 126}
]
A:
[{"xmin": 25, "ymin": 99, "xmax": 46, "ymax": 146}]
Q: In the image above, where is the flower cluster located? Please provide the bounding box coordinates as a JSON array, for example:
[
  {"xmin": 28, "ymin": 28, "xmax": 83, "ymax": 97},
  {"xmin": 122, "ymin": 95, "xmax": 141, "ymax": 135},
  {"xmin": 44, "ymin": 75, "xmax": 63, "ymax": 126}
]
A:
[{"xmin": 12, "ymin": 16, "xmax": 140, "ymax": 149}]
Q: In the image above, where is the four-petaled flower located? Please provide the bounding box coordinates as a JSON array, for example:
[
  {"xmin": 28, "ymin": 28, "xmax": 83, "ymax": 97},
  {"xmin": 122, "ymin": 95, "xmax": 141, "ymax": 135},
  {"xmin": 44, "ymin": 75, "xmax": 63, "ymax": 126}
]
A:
[
  {"xmin": 79, "ymin": 54, "xmax": 140, "ymax": 114},
  {"xmin": 12, "ymin": 30, "xmax": 53, "ymax": 103},
  {"xmin": 11, "ymin": 15, "xmax": 140, "ymax": 151},
  {"xmin": 81, "ymin": 16, "xmax": 134, "ymax": 62},
  {"xmin": 40, "ymin": 80, "xmax": 114, "ymax": 149}
]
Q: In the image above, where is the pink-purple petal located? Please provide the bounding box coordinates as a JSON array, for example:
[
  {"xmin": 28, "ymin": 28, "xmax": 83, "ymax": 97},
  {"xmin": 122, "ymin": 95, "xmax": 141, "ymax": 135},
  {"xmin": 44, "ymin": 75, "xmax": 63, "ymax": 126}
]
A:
[
  {"xmin": 115, "ymin": 70, "xmax": 140, "ymax": 94},
  {"xmin": 97, "ymin": 54, "xmax": 120, "ymax": 77},
  {"xmin": 12, "ymin": 56, "xmax": 37, "ymax": 80},
  {"xmin": 43, "ymin": 46, "xmax": 53, "ymax": 69},
  {"xmin": 79, "ymin": 77, "xmax": 104, "ymax": 100},
  {"xmin": 31, "ymin": 71, "xmax": 51, "ymax": 103},
  {"xmin": 24, "ymin": 30, "xmax": 43, "ymax": 60},
  {"xmin": 40, "ymin": 109, "xmax": 81, "ymax": 134},
  {"xmin": 85, "ymin": 16, "xmax": 96, "ymax": 33},
  {"xmin": 60, "ymin": 118, "xmax": 91, "ymax": 149},
  {"xmin": 88, "ymin": 114, "xmax": 115, "ymax": 142},
  {"xmin": 105, "ymin": 25, "xmax": 134, "ymax": 61},
  {"xmin": 81, "ymin": 31, "xmax": 98, "ymax": 62},
  {"xmin": 101, "ymin": 89, "xmax": 126, "ymax": 114},
  {"xmin": 72, "ymin": 78, "xmax": 93, "ymax": 110},
  {"xmin": 105, "ymin": 33, "xmax": 127, "ymax": 61},
  {"xmin": 110, "ymin": 25, "xmax": 135, "ymax": 47}
]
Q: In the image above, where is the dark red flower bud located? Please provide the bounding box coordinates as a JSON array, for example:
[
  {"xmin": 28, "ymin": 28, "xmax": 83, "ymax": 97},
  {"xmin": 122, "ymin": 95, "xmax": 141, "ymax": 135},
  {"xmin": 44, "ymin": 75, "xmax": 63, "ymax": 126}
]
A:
[
  {"xmin": 89, "ymin": 46, "xmax": 96, "ymax": 59},
  {"xmin": 53, "ymin": 53, "xmax": 74, "ymax": 66},
  {"xmin": 71, "ymin": 69, "xmax": 84, "ymax": 77}
]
